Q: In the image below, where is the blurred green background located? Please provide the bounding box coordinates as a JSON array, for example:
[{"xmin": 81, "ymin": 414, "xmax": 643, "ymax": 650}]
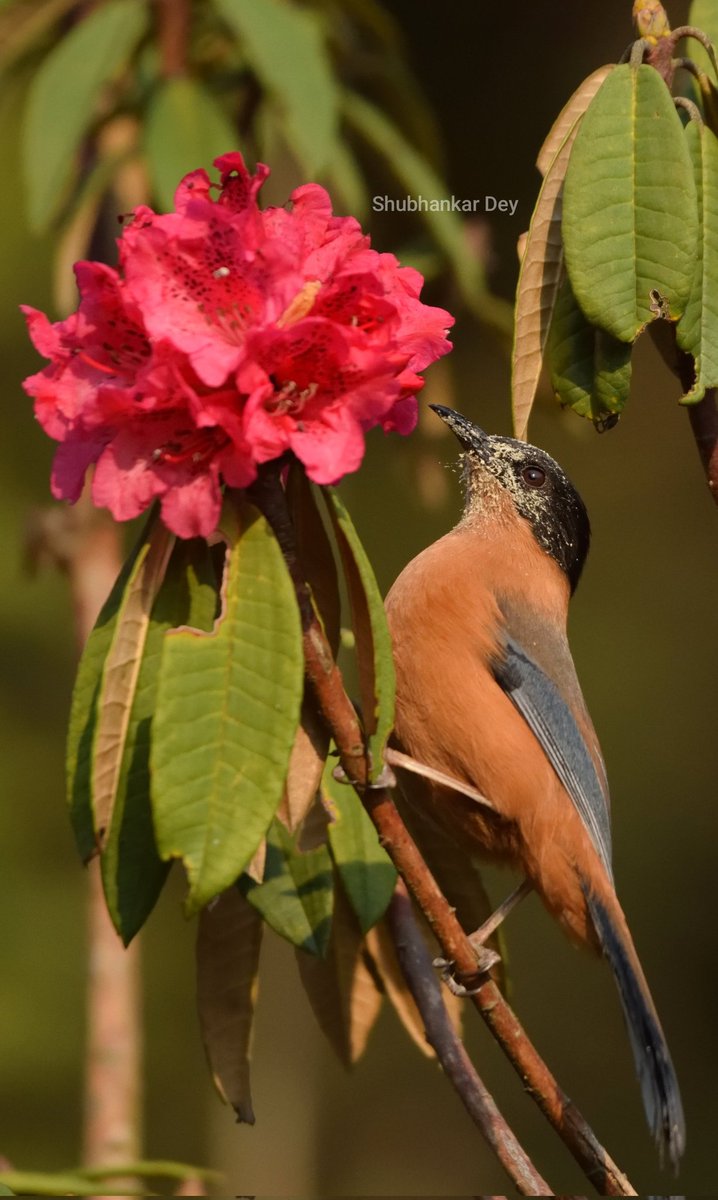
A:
[{"xmin": 2, "ymin": 0, "xmax": 717, "ymax": 1194}]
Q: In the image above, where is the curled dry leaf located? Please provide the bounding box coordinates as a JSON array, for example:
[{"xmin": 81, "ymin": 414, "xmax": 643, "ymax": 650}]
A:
[
  {"xmin": 511, "ymin": 123, "xmax": 580, "ymax": 441},
  {"xmin": 277, "ymin": 692, "xmax": 329, "ymax": 835},
  {"xmin": 196, "ymin": 887, "xmax": 263, "ymax": 1124},
  {"xmin": 296, "ymin": 875, "xmax": 382, "ymax": 1066},
  {"xmin": 365, "ymin": 913, "xmax": 463, "ymax": 1057},
  {"xmin": 536, "ymin": 65, "xmax": 616, "ymax": 176}
]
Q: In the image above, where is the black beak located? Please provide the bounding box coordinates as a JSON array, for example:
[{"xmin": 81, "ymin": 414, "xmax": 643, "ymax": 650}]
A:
[{"xmin": 429, "ymin": 404, "xmax": 491, "ymax": 461}]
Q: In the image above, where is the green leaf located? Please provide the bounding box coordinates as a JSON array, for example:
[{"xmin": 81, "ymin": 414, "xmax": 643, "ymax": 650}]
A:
[
  {"xmin": 536, "ymin": 65, "xmax": 615, "ymax": 177},
  {"xmin": 341, "ymin": 89, "xmax": 512, "ymax": 335},
  {"xmin": 563, "ymin": 63, "xmax": 698, "ymax": 342},
  {"xmin": 241, "ymin": 820, "xmax": 334, "ymax": 956},
  {"xmin": 213, "ymin": 0, "xmax": 339, "ymax": 175},
  {"xmin": 151, "ymin": 500, "xmax": 304, "ymax": 913},
  {"xmin": 92, "ymin": 525, "xmax": 175, "ymax": 846},
  {"xmin": 323, "ymin": 488, "xmax": 395, "ymax": 781},
  {"xmin": 325, "ymin": 765, "xmax": 396, "ymax": 934},
  {"xmin": 22, "ymin": 0, "xmax": 149, "ymax": 231},
  {"xmin": 547, "ymin": 273, "xmax": 632, "ymax": 425},
  {"xmin": 676, "ymin": 118, "xmax": 718, "ymax": 400},
  {"xmin": 145, "ymin": 76, "xmax": 239, "ymax": 212},
  {"xmin": 101, "ymin": 540, "xmax": 218, "ymax": 943},
  {"xmin": 66, "ymin": 510, "xmax": 160, "ymax": 864}
]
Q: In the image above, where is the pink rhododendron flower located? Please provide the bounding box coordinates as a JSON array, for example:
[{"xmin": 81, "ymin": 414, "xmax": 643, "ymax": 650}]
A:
[{"xmin": 22, "ymin": 152, "xmax": 454, "ymax": 538}]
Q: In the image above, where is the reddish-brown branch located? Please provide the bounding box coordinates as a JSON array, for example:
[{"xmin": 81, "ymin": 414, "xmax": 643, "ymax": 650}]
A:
[
  {"xmin": 249, "ymin": 468, "xmax": 636, "ymax": 1198},
  {"xmin": 387, "ymin": 881, "xmax": 553, "ymax": 1195},
  {"xmin": 648, "ymin": 323, "xmax": 718, "ymax": 504},
  {"xmin": 156, "ymin": 0, "xmax": 190, "ymax": 78}
]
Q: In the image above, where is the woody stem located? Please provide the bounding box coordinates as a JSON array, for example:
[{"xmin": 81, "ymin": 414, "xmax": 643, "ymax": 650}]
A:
[{"xmin": 249, "ymin": 464, "xmax": 636, "ymax": 1197}]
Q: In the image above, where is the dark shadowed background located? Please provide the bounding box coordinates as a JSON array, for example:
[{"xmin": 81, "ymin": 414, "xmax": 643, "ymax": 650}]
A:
[{"xmin": 2, "ymin": 0, "xmax": 715, "ymax": 1194}]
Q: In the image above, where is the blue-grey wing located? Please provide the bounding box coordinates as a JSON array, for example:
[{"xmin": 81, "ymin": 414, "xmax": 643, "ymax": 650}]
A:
[{"xmin": 491, "ymin": 635, "xmax": 613, "ymax": 881}]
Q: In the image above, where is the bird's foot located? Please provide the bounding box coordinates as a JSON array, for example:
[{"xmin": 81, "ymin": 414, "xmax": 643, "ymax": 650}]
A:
[{"xmin": 432, "ymin": 947, "xmax": 500, "ymax": 996}]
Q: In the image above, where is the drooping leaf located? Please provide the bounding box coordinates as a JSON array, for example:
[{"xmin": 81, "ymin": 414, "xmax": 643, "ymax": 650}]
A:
[
  {"xmin": 676, "ymin": 118, "xmax": 718, "ymax": 400},
  {"xmin": 325, "ymin": 764, "xmax": 396, "ymax": 934},
  {"xmin": 295, "ymin": 872, "xmax": 382, "ymax": 1065},
  {"xmin": 562, "ymin": 63, "xmax": 698, "ymax": 341},
  {"xmin": 287, "ymin": 466, "xmax": 341, "ymax": 655},
  {"xmin": 213, "ymin": 0, "xmax": 339, "ymax": 175},
  {"xmin": 101, "ymin": 539, "xmax": 218, "ymax": 943},
  {"xmin": 536, "ymin": 65, "xmax": 615, "ymax": 176},
  {"xmin": 278, "ymin": 694, "xmax": 330, "ymax": 834},
  {"xmin": 151, "ymin": 500, "xmax": 304, "ymax": 913},
  {"xmin": 241, "ymin": 820, "xmax": 334, "ymax": 956},
  {"xmin": 512, "ymin": 120, "xmax": 581, "ymax": 439},
  {"xmin": 197, "ymin": 886, "xmax": 262, "ymax": 1123},
  {"xmin": 66, "ymin": 509, "xmax": 160, "ymax": 863},
  {"xmin": 0, "ymin": 0, "xmax": 79, "ymax": 76},
  {"xmin": 22, "ymin": 0, "xmax": 149, "ymax": 230},
  {"xmin": 547, "ymin": 273, "xmax": 632, "ymax": 425},
  {"xmin": 364, "ymin": 914, "xmax": 463, "ymax": 1057},
  {"xmin": 341, "ymin": 90, "xmax": 512, "ymax": 333},
  {"xmin": 144, "ymin": 77, "xmax": 240, "ymax": 212},
  {"xmin": 683, "ymin": 4, "xmax": 718, "ymax": 79},
  {"xmin": 92, "ymin": 524, "xmax": 174, "ymax": 846},
  {"xmin": 328, "ymin": 139, "xmax": 371, "ymax": 220},
  {"xmin": 323, "ymin": 488, "xmax": 395, "ymax": 781}
]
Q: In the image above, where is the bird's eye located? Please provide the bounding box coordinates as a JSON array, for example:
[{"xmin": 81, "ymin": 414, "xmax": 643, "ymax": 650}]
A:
[{"xmin": 521, "ymin": 464, "xmax": 546, "ymax": 488}]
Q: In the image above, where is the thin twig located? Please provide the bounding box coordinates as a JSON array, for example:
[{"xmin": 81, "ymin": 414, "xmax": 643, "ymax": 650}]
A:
[
  {"xmin": 385, "ymin": 746, "xmax": 496, "ymax": 811},
  {"xmin": 387, "ymin": 880, "xmax": 553, "ymax": 1195},
  {"xmin": 248, "ymin": 467, "xmax": 637, "ymax": 1198}
]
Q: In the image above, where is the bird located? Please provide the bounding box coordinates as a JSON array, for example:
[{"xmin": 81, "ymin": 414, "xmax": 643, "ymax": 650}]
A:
[{"xmin": 385, "ymin": 403, "xmax": 685, "ymax": 1167}]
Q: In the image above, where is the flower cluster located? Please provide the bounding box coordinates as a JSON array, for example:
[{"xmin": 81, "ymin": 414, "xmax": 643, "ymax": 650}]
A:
[{"xmin": 23, "ymin": 153, "xmax": 453, "ymax": 538}]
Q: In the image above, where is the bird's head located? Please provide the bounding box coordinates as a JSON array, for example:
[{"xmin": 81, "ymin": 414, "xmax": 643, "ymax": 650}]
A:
[{"xmin": 431, "ymin": 404, "xmax": 591, "ymax": 594}]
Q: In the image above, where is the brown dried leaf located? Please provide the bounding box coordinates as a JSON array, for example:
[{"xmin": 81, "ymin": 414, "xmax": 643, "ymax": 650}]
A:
[
  {"xmin": 296, "ymin": 789, "xmax": 335, "ymax": 852},
  {"xmin": 365, "ymin": 915, "xmax": 463, "ymax": 1057},
  {"xmin": 196, "ymin": 887, "xmax": 262, "ymax": 1123},
  {"xmin": 296, "ymin": 876, "xmax": 382, "ymax": 1066},
  {"xmin": 536, "ymin": 65, "xmax": 615, "ymax": 176},
  {"xmin": 245, "ymin": 839, "xmax": 266, "ymax": 885},
  {"xmin": 92, "ymin": 521, "xmax": 174, "ymax": 845},
  {"xmin": 511, "ymin": 131, "xmax": 577, "ymax": 441},
  {"xmin": 277, "ymin": 690, "xmax": 329, "ymax": 834}
]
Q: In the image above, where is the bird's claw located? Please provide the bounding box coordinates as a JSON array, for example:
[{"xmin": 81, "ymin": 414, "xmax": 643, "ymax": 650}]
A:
[{"xmin": 433, "ymin": 947, "xmax": 500, "ymax": 996}]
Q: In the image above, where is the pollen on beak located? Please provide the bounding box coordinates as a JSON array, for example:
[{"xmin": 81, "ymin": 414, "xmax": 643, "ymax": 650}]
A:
[{"xmin": 430, "ymin": 404, "xmax": 491, "ymax": 462}]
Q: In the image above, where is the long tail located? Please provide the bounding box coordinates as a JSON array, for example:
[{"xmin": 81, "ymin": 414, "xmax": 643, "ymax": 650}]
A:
[{"xmin": 585, "ymin": 887, "xmax": 685, "ymax": 1168}]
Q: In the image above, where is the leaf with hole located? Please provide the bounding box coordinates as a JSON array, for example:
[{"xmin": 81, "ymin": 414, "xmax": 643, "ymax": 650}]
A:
[{"xmin": 151, "ymin": 499, "xmax": 304, "ymax": 913}]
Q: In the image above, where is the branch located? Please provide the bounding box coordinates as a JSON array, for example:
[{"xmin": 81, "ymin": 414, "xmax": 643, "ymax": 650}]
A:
[
  {"xmin": 249, "ymin": 467, "xmax": 636, "ymax": 1198},
  {"xmin": 386, "ymin": 880, "xmax": 552, "ymax": 1195},
  {"xmin": 648, "ymin": 322, "xmax": 718, "ymax": 502},
  {"xmin": 30, "ymin": 497, "xmax": 143, "ymax": 1182},
  {"xmin": 156, "ymin": 0, "xmax": 190, "ymax": 78}
]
